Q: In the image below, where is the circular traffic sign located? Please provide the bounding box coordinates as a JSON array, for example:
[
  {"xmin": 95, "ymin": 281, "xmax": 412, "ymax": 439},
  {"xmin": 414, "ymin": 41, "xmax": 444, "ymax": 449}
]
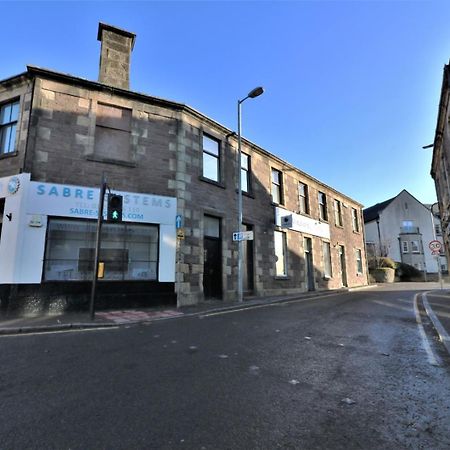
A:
[{"xmin": 429, "ymin": 240, "xmax": 442, "ymax": 252}]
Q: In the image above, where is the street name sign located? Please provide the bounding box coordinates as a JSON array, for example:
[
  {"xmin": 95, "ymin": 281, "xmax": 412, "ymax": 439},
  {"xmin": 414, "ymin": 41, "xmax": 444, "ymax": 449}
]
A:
[{"xmin": 233, "ymin": 231, "xmax": 254, "ymax": 241}]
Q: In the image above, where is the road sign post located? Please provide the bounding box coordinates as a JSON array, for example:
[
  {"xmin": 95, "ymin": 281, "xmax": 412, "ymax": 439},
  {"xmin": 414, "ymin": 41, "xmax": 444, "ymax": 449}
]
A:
[{"xmin": 429, "ymin": 240, "xmax": 443, "ymax": 289}]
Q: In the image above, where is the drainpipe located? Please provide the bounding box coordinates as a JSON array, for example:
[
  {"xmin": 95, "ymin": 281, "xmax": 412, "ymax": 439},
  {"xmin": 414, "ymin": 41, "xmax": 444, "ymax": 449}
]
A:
[{"xmin": 376, "ymin": 217, "xmax": 382, "ymax": 261}]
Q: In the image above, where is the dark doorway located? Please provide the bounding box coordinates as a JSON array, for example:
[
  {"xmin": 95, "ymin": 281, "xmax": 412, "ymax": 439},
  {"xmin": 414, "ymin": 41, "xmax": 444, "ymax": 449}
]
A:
[
  {"xmin": 242, "ymin": 224, "xmax": 254, "ymax": 293},
  {"xmin": 304, "ymin": 237, "xmax": 315, "ymax": 291},
  {"xmin": 203, "ymin": 215, "xmax": 222, "ymax": 299},
  {"xmin": 339, "ymin": 245, "xmax": 348, "ymax": 287}
]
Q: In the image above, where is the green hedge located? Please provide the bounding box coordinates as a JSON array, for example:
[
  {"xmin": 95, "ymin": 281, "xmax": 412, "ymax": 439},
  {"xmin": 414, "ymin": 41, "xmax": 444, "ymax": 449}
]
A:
[{"xmin": 395, "ymin": 263, "xmax": 423, "ymax": 281}]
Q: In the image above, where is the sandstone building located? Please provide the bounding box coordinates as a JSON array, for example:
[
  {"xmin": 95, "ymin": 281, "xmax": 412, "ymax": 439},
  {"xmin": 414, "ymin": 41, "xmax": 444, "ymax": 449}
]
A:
[
  {"xmin": 431, "ymin": 61, "xmax": 450, "ymax": 262},
  {"xmin": 0, "ymin": 23, "xmax": 367, "ymax": 311}
]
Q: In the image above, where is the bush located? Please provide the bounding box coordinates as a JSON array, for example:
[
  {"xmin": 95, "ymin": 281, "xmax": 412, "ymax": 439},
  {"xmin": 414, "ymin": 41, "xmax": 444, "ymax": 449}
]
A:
[
  {"xmin": 368, "ymin": 257, "xmax": 397, "ymax": 270},
  {"xmin": 395, "ymin": 262, "xmax": 423, "ymax": 281}
]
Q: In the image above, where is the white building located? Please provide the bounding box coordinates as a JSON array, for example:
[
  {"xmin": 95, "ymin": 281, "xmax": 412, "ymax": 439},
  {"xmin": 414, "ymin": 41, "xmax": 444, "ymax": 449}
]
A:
[{"xmin": 363, "ymin": 190, "xmax": 447, "ymax": 274}]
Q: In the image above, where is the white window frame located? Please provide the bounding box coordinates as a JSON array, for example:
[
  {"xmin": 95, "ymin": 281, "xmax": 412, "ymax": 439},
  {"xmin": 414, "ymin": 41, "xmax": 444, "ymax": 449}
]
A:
[
  {"xmin": 323, "ymin": 241, "xmax": 332, "ymax": 278},
  {"xmin": 298, "ymin": 182, "xmax": 309, "ymax": 215},
  {"xmin": 352, "ymin": 208, "xmax": 360, "ymax": 232},
  {"xmin": 355, "ymin": 248, "xmax": 363, "ymax": 274},
  {"xmin": 334, "ymin": 199, "xmax": 343, "ymax": 227},
  {"xmin": 274, "ymin": 230, "xmax": 287, "ymax": 277},
  {"xmin": 202, "ymin": 134, "xmax": 220, "ymax": 182},
  {"xmin": 241, "ymin": 153, "xmax": 250, "ymax": 193},
  {"xmin": 402, "ymin": 241, "xmax": 409, "ymax": 253},
  {"xmin": 0, "ymin": 99, "xmax": 20, "ymax": 155},
  {"xmin": 271, "ymin": 169, "xmax": 283, "ymax": 204},
  {"xmin": 411, "ymin": 240, "xmax": 420, "ymax": 253},
  {"xmin": 318, "ymin": 192, "xmax": 328, "ymax": 221}
]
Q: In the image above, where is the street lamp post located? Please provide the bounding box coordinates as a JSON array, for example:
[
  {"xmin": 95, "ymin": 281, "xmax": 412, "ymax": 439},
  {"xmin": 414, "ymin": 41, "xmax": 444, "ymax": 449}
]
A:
[{"xmin": 237, "ymin": 86, "xmax": 264, "ymax": 303}]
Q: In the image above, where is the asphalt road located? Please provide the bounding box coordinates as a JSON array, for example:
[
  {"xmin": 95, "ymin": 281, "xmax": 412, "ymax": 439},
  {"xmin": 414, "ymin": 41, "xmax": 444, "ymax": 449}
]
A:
[{"xmin": 1, "ymin": 286, "xmax": 450, "ymax": 450}]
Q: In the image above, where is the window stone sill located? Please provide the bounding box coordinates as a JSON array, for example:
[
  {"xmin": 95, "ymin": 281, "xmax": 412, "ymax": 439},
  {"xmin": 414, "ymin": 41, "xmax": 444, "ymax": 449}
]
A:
[
  {"xmin": 0, "ymin": 151, "xmax": 18, "ymax": 160},
  {"xmin": 198, "ymin": 176, "xmax": 226, "ymax": 189},
  {"xmin": 86, "ymin": 155, "xmax": 136, "ymax": 168}
]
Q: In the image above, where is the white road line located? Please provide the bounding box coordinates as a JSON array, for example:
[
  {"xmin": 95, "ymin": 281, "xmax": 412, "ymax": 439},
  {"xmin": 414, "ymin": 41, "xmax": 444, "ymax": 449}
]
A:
[
  {"xmin": 423, "ymin": 292, "xmax": 450, "ymax": 355},
  {"xmin": 414, "ymin": 293, "xmax": 441, "ymax": 366},
  {"xmin": 372, "ymin": 299, "xmax": 415, "ymax": 313},
  {"xmin": 200, "ymin": 292, "xmax": 345, "ymax": 318}
]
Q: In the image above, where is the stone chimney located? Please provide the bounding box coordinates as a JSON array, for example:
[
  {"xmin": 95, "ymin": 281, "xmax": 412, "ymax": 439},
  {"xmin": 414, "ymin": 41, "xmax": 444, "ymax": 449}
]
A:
[{"xmin": 97, "ymin": 22, "xmax": 136, "ymax": 90}]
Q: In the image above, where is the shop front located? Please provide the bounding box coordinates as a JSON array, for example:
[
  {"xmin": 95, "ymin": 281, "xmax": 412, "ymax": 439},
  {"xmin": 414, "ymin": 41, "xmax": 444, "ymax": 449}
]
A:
[{"xmin": 0, "ymin": 174, "xmax": 177, "ymax": 312}]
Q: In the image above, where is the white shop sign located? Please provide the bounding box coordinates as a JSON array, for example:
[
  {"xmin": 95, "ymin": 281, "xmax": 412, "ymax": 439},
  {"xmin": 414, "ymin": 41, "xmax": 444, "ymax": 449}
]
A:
[
  {"xmin": 26, "ymin": 182, "xmax": 176, "ymax": 224},
  {"xmin": 275, "ymin": 206, "xmax": 330, "ymax": 240}
]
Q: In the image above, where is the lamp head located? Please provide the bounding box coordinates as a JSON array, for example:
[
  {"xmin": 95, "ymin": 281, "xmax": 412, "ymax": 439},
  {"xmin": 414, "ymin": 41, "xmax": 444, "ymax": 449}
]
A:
[{"xmin": 248, "ymin": 86, "xmax": 264, "ymax": 98}]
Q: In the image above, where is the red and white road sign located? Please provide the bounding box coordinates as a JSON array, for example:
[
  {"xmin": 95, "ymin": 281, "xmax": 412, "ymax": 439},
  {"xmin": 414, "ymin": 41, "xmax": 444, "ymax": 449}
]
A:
[{"xmin": 429, "ymin": 240, "xmax": 442, "ymax": 252}]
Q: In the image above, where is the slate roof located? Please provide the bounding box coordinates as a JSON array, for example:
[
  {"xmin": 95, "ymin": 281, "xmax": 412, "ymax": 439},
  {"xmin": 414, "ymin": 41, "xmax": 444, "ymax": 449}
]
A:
[{"xmin": 363, "ymin": 197, "xmax": 396, "ymax": 223}]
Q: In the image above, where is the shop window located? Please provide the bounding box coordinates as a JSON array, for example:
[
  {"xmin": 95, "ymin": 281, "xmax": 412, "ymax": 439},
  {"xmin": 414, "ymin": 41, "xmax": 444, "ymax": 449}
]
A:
[
  {"xmin": 271, "ymin": 169, "xmax": 283, "ymax": 204},
  {"xmin": 318, "ymin": 191, "xmax": 328, "ymax": 221},
  {"xmin": 44, "ymin": 219, "xmax": 158, "ymax": 281},
  {"xmin": 334, "ymin": 199, "xmax": 343, "ymax": 227},
  {"xmin": 274, "ymin": 230, "xmax": 287, "ymax": 276},
  {"xmin": 0, "ymin": 99, "xmax": 19, "ymax": 155},
  {"xmin": 323, "ymin": 241, "xmax": 332, "ymax": 278},
  {"xmin": 202, "ymin": 134, "xmax": 220, "ymax": 182},
  {"xmin": 241, "ymin": 153, "xmax": 251, "ymax": 193},
  {"xmin": 95, "ymin": 103, "xmax": 131, "ymax": 161},
  {"xmin": 298, "ymin": 182, "xmax": 309, "ymax": 214}
]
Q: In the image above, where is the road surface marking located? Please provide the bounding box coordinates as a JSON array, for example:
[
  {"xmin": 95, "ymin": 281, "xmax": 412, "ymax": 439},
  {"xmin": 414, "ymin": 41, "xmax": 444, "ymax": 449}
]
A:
[
  {"xmin": 414, "ymin": 293, "xmax": 441, "ymax": 366},
  {"xmin": 200, "ymin": 292, "xmax": 345, "ymax": 318},
  {"xmin": 423, "ymin": 292, "xmax": 450, "ymax": 355},
  {"xmin": 372, "ymin": 299, "xmax": 414, "ymax": 313}
]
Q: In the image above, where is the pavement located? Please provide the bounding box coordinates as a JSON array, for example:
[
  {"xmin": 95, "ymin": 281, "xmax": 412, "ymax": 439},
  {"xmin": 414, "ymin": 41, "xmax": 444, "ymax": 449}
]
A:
[
  {"xmin": 1, "ymin": 283, "xmax": 450, "ymax": 356},
  {"xmin": 0, "ymin": 286, "xmax": 370, "ymax": 335}
]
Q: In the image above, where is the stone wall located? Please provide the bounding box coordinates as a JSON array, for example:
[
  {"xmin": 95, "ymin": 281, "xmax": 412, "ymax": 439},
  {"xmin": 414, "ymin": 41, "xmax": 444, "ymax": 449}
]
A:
[{"xmin": 1, "ymin": 71, "xmax": 367, "ymax": 308}]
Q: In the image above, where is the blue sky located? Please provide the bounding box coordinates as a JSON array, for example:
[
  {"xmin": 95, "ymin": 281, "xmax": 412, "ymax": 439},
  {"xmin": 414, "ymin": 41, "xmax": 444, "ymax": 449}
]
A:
[{"xmin": 1, "ymin": 0, "xmax": 449, "ymax": 208}]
